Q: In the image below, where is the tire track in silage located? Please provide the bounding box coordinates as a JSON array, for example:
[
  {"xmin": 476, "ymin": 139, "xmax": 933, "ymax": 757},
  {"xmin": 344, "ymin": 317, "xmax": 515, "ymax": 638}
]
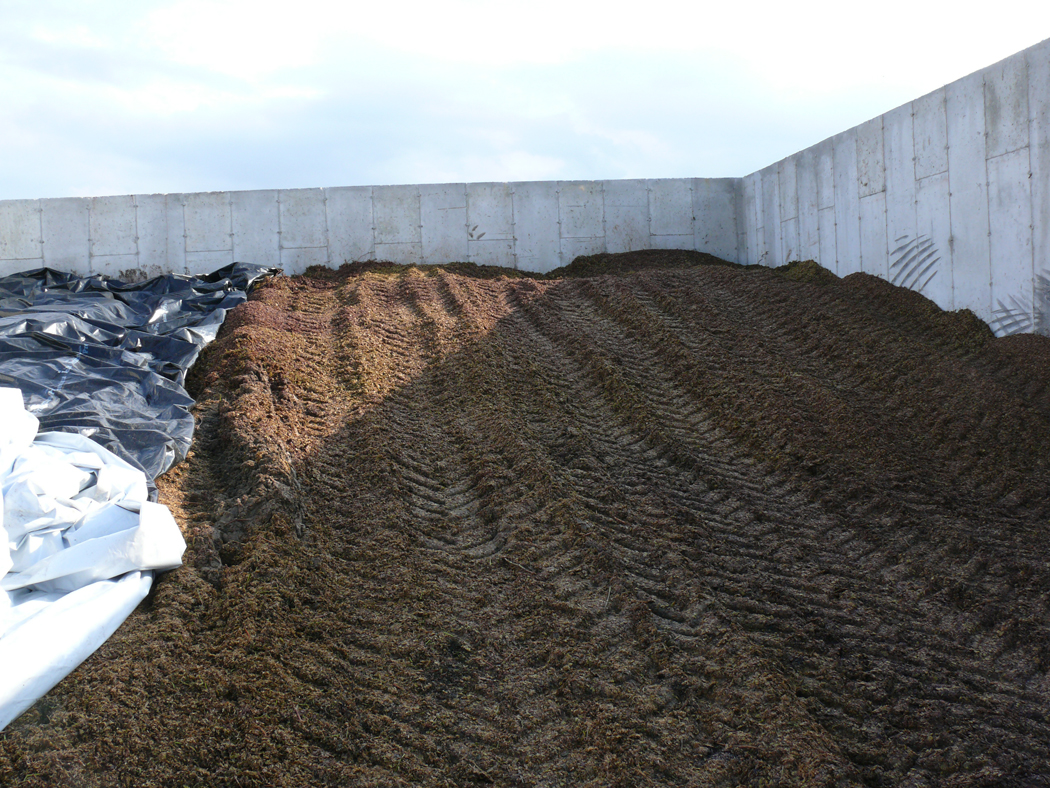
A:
[
  {"xmin": 290, "ymin": 274, "xmax": 527, "ymax": 784},
  {"xmin": 580, "ymin": 268, "xmax": 1050, "ymax": 781},
  {"xmin": 499, "ymin": 278, "xmax": 859, "ymax": 782},
  {"xmin": 330, "ymin": 276, "xmax": 732, "ymax": 784}
]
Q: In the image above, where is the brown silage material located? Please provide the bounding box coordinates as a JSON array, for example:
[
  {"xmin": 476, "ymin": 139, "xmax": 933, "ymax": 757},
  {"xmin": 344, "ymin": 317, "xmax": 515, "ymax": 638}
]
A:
[{"xmin": 2, "ymin": 252, "xmax": 1050, "ymax": 787}]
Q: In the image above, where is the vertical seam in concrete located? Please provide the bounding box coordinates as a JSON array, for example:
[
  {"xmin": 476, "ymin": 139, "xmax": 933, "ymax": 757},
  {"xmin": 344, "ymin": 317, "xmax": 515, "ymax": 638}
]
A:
[
  {"xmin": 601, "ymin": 181, "xmax": 607, "ymax": 254},
  {"xmin": 37, "ymin": 200, "xmax": 44, "ymax": 263},
  {"xmin": 225, "ymin": 192, "xmax": 233, "ymax": 259},
  {"xmin": 323, "ymin": 189, "xmax": 331, "ymax": 267},
  {"xmin": 180, "ymin": 196, "xmax": 187, "ymax": 276},
  {"xmin": 1026, "ymin": 50, "xmax": 1037, "ymax": 327},
  {"xmin": 880, "ymin": 116, "xmax": 889, "ymax": 272},
  {"xmin": 510, "ymin": 184, "xmax": 518, "ymax": 271},
  {"xmin": 911, "ymin": 104, "xmax": 920, "ymax": 291},
  {"xmin": 944, "ymin": 89, "xmax": 956, "ymax": 310},
  {"xmin": 134, "ymin": 194, "xmax": 141, "ymax": 273},
  {"xmin": 87, "ymin": 198, "xmax": 94, "ymax": 276},
  {"xmin": 556, "ymin": 182, "xmax": 563, "ymax": 269},
  {"xmin": 464, "ymin": 186, "xmax": 472, "ymax": 264},
  {"xmin": 416, "ymin": 185, "xmax": 423, "ymax": 264},
  {"xmin": 983, "ymin": 75, "xmax": 994, "ymax": 307},
  {"xmin": 277, "ymin": 190, "xmax": 284, "ymax": 270},
  {"xmin": 689, "ymin": 180, "xmax": 696, "ymax": 253},
  {"xmin": 373, "ymin": 188, "xmax": 382, "ymax": 262},
  {"xmin": 646, "ymin": 180, "xmax": 653, "ymax": 249}
]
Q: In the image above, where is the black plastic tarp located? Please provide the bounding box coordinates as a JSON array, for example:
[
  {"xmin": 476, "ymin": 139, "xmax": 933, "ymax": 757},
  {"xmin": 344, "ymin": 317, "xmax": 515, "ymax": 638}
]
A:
[{"xmin": 0, "ymin": 263, "xmax": 277, "ymax": 493}]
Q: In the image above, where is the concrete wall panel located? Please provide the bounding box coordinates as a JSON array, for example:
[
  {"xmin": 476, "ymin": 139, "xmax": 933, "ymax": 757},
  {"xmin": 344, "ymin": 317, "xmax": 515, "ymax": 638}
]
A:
[
  {"xmin": 733, "ymin": 179, "xmax": 748, "ymax": 264},
  {"xmin": 693, "ymin": 179, "xmax": 737, "ymax": 260},
  {"xmin": 559, "ymin": 181, "xmax": 604, "ymax": 239},
  {"xmin": 184, "ymin": 192, "xmax": 231, "ymax": 253},
  {"xmin": 914, "ymin": 89, "xmax": 949, "ymax": 179},
  {"xmin": 833, "ymin": 130, "xmax": 861, "ymax": 275},
  {"xmin": 89, "ymin": 196, "xmax": 136, "ymax": 257},
  {"xmin": 741, "ymin": 174, "xmax": 760, "ymax": 265},
  {"xmin": 988, "ymin": 148, "xmax": 1034, "ymax": 334},
  {"xmin": 913, "ymin": 171, "xmax": 953, "ymax": 307},
  {"xmin": 185, "ymin": 250, "xmax": 234, "ymax": 272},
  {"xmin": 374, "ymin": 241, "xmax": 422, "ymax": 266},
  {"xmin": 649, "ymin": 179, "xmax": 693, "ymax": 238},
  {"xmin": 816, "ymin": 140, "xmax": 835, "ymax": 210},
  {"xmin": 42, "ymin": 198, "xmax": 90, "ymax": 275},
  {"xmin": 650, "ymin": 234, "xmax": 694, "ymax": 251},
  {"xmin": 421, "ymin": 183, "xmax": 468, "ymax": 263},
  {"xmin": 603, "ymin": 178, "xmax": 647, "ymax": 210},
  {"xmin": 280, "ymin": 189, "xmax": 327, "ymax": 250},
  {"xmin": 135, "ymin": 193, "xmax": 170, "ymax": 274},
  {"xmin": 231, "ymin": 190, "xmax": 280, "ymax": 268},
  {"xmin": 512, "ymin": 181, "xmax": 560, "ymax": 273},
  {"xmin": 1029, "ymin": 38, "xmax": 1050, "ymax": 319},
  {"xmin": 0, "ymin": 260, "xmax": 30, "ymax": 275},
  {"xmin": 0, "ymin": 201, "xmax": 42, "ymax": 261},
  {"xmin": 759, "ymin": 165, "xmax": 780, "ymax": 266},
  {"xmin": 985, "ymin": 51, "xmax": 1030, "ymax": 159},
  {"xmin": 695, "ymin": 178, "xmax": 738, "ymax": 260},
  {"xmin": 164, "ymin": 195, "xmax": 187, "ymax": 275},
  {"xmin": 884, "ymin": 104, "xmax": 917, "ymax": 256},
  {"xmin": 752, "ymin": 170, "xmax": 765, "ymax": 248},
  {"xmin": 281, "ymin": 246, "xmax": 329, "ymax": 275},
  {"xmin": 796, "ymin": 149, "xmax": 820, "ymax": 260},
  {"xmin": 859, "ymin": 192, "xmax": 888, "ymax": 278},
  {"xmin": 818, "ymin": 207, "xmax": 836, "ymax": 268},
  {"xmin": 374, "ymin": 185, "xmax": 421, "ymax": 246},
  {"xmin": 605, "ymin": 208, "xmax": 650, "ymax": 254},
  {"xmin": 780, "ymin": 160, "xmax": 801, "ymax": 261},
  {"xmin": 466, "ymin": 182, "xmax": 514, "ymax": 242},
  {"xmin": 91, "ymin": 254, "xmax": 139, "ymax": 279},
  {"xmin": 468, "ymin": 239, "xmax": 515, "ymax": 268},
  {"xmin": 326, "ymin": 186, "xmax": 374, "ymax": 264},
  {"xmin": 781, "ymin": 217, "xmax": 799, "ymax": 263},
  {"xmin": 557, "ymin": 181, "xmax": 605, "ymax": 263},
  {"xmin": 561, "ymin": 237, "xmax": 606, "ymax": 264},
  {"xmin": 947, "ymin": 72, "xmax": 992, "ymax": 320},
  {"xmin": 778, "ymin": 158, "xmax": 798, "ymax": 221},
  {"xmin": 856, "ymin": 116, "xmax": 886, "ymax": 197}
]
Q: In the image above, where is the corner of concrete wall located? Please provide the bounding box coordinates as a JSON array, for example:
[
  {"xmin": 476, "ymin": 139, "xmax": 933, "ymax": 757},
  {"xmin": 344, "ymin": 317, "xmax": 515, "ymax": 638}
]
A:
[{"xmin": 740, "ymin": 35, "xmax": 1050, "ymax": 337}]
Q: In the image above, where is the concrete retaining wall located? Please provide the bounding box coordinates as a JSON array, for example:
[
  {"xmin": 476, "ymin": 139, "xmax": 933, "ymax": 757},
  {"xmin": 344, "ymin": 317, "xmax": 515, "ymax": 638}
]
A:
[
  {"xmin": 0, "ymin": 178, "xmax": 739, "ymax": 279},
  {"xmin": 739, "ymin": 37, "xmax": 1050, "ymax": 336}
]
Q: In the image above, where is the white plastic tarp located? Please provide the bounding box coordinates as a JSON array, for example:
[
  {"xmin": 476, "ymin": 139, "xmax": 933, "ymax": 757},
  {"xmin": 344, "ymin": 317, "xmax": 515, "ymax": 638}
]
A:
[{"xmin": 0, "ymin": 387, "xmax": 185, "ymax": 730}]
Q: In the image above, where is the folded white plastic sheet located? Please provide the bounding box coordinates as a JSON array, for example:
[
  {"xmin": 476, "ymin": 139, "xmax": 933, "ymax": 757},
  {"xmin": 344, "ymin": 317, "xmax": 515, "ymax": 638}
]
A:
[{"xmin": 0, "ymin": 387, "xmax": 186, "ymax": 730}]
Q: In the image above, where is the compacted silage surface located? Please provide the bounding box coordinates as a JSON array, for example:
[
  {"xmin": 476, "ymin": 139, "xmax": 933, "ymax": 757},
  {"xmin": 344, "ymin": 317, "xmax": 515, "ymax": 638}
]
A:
[{"xmin": 3, "ymin": 250, "xmax": 1050, "ymax": 787}]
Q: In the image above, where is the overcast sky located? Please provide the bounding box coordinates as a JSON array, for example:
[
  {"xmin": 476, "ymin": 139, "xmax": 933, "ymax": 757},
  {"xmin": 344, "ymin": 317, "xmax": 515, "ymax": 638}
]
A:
[{"xmin": 1, "ymin": 1, "xmax": 1048, "ymax": 201}]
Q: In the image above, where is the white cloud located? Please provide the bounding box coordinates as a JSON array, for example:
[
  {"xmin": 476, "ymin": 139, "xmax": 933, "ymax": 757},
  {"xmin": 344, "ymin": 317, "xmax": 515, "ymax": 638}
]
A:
[{"xmin": 1, "ymin": 1, "xmax": 1049, "ymax": 199}]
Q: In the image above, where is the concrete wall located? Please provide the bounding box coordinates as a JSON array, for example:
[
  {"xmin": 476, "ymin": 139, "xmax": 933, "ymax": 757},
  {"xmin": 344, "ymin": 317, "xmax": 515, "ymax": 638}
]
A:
[
  {"xmin": 0, "ymin": 178, "xmax": 739, "ymax": 279},
  {"xmin": 739, "ymin": 37, "xmax": 1050, "ymax": 337}
]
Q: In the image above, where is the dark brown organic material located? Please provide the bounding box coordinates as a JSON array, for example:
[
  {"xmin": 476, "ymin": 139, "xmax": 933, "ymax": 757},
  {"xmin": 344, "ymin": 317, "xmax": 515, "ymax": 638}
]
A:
[{"xmin": 3, "ymin": 252, "xmax": 1050, "ymax": 787}]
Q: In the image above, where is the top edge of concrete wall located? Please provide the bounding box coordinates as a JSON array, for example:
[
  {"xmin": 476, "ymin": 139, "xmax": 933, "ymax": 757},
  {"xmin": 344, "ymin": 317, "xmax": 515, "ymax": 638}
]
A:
[{"xmin": 0, "ymin": 177, "xmax": 740, "ymax": 206}]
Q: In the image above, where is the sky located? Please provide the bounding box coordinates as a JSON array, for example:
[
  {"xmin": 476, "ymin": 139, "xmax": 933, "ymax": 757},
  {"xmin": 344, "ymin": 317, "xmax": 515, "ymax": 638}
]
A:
[{"xmin": 1, "ymin": 0, "xmax": 1049, "ymax": 201}]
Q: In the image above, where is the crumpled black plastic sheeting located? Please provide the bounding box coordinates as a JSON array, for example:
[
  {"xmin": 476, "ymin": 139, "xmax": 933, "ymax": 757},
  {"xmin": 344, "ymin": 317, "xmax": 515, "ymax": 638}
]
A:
[{"xmin": 0, "ymin": 263, "xmax": 278, "ymax": 494}]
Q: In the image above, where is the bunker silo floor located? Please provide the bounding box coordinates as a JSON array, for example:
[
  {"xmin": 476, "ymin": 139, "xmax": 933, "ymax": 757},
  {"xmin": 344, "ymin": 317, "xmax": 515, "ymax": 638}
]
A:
[{"xmin": 3, "ymin": 251, "xmax": 1050, "ymax": 787}]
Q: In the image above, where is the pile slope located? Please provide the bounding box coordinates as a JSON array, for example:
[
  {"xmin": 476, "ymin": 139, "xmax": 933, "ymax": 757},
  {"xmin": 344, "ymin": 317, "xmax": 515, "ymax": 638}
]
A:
[{"xmin": 3, "ymin": 253, "xmax": 1050, "ymax": 787}]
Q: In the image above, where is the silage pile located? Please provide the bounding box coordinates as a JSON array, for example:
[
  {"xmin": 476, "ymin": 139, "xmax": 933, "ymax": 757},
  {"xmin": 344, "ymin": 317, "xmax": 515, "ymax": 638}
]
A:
[{"xmin": 3, "ymin": 251, "xmax": 1050, "ymax": 787}]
